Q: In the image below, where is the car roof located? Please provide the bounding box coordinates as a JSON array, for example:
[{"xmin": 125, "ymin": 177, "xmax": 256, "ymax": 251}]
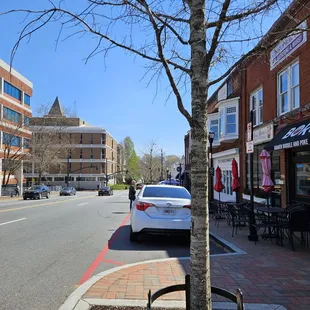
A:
[{"xmin": 144, "ymin": 185, "xmax": 184, "ymax": 188}]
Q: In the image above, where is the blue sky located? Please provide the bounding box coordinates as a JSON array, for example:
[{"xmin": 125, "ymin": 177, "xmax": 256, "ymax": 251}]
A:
[
  {"xmin": 0, "ymin": 1, "xmax": 285, "ymax": 156},
  {"xmin": 0, "ymin": 0, "xmax": 190, "ymax": 157}
]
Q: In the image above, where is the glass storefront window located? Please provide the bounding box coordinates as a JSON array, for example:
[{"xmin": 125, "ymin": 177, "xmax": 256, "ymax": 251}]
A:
[{"xmin": 295, "ymin": 163, "xmax": 310, "ymax": 197}]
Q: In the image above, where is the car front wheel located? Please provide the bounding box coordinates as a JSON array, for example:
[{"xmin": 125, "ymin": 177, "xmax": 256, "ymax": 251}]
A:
[{"xmin": 46, "ymin": 193, "xmax": 49, "ymax": 199}]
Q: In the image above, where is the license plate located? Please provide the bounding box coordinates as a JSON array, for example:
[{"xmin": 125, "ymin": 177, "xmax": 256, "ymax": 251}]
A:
[{"xmin": 163, "ymin": 208, "xmax": 175, "ymax": 215}]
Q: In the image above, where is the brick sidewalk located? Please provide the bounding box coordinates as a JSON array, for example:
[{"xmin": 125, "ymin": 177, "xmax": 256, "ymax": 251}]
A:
[{"xmin": 83, "ymin": 222, "xmax": 310, "ymax": 310}]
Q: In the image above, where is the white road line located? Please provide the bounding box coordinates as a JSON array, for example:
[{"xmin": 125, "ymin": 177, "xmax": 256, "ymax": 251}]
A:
[
  {"xmin": 78, "ymin": 202, "xmax": 88, "ymax": 206},
  {"xmin": 0, "ymin": 218, "xmax": 27, "ymax": 226}
]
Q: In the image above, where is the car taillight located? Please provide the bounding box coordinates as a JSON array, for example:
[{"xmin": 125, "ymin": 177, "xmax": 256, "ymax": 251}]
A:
[
  {"xmin": 183, "ymin": 205, "xmax": 191, "ymax": 209},
  {"xmin": 136, "ymin": 202, "xmax": 155, "ymax": 211}
]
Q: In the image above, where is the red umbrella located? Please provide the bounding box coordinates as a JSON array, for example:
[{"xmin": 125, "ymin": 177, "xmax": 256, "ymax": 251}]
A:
[
  {"xmin": 232, "ymin": 158, "xmax": 240, "ymax": 192},
  {"xmin": 260, "ymin": 150, "xmax": 274, "ymax": 193},
  {"xmin": 214, "ymin": 166, "xmax": 225, "ymax": 201}
]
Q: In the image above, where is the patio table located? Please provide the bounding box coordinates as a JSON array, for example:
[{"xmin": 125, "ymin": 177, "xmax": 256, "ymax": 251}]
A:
[{"xmin": 254, "ymin": 207, "xmax": 285, "ymax": 243}]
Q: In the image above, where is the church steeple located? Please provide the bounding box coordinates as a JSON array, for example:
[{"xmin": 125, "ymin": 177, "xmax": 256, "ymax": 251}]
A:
[{"xmin": 46, "ymin": 97, "xmax": 66, "ymax": 117}]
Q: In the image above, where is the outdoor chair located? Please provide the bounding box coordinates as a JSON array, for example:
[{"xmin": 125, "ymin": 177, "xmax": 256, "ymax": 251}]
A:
[
  {"xmin": 209, "ymin": 201, "xmax": 221, "ymax": 227},
  {"xmin": 253, "ymin": 210, "xmax": 277, "ymax": 242},
  {"xmin": 278, "ymin": 206, "xmax": 309, "ymax": 251},
  {"xmin": 230, "ymin": 205, "xmax": 250, "ymax": 237}
]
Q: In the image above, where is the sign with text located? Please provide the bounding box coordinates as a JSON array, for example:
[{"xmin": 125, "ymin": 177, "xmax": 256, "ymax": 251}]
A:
[
  {"xmin": 246, "ymin": 141, "xmax": 254, "ymax": 154},
  {"xmin": 270, "ymin": 20, "xmax": 307, "ymax": 70},
  {"xmin": 265, "ymin": 119, "xmax": 310, "ymax": 151},
  {"xmin": 253, "ymin": 123, "xmax": 274, "ymax": 145},
  {"xmin": 247, "ymin": 122, "xmax": 252, "ymax": 142}
]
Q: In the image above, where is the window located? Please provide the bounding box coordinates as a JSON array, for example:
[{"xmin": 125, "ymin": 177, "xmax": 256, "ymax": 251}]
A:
[
  {"xmin": 55, "ymin": 177, "xmax": 65, "ymax": 181},
  {"xmin": 219, "ymin": 109, "xmax": 224, "ymax": 137},
  {"xmin": 143, "ymin": 186, "xmax": 191, "ymax": 199},
  {"xmin": 208, "ymin": 117, "xmax": 219, "ymax": 143},
  {"xmin": 24, "ymin": 94, "xmax": 31, "ymax": 106},
  {"xmin": 3, "ymin": 133, "xmax": 21, "ymax": 146},
  {"xmin": 24, "ymin": 116, "xmax": 30, "ymax": 127},
  {"xmin": 4, "ymin": 81, "xmax": 21, "ymax": 100},
  {"xmin": 91, "ymin": 134, "xmax": 93, "ymax": 144},
  {"xmin": 112, "ymin": 139, "xmax": 114, "ymax": 149},
  {"xmin": 226, "ymin": 107, "xmax": 236, "ymax": 134},
  {"xmin": 69, "ymin": 162, "xmax": 72, "ymax": 173},
  {"xmin": 102, "ymin": 148, "xmax": 106, "ymax": 159},
  {"xmin": 227, "ymin": 79, "xmax": 233, "ymax": 96},
  {"xmin": 77, "ymin": 177, "xmax": 85, "ymax": 181},
  {"xmin": 3, "ymin": 107, "xmax": 21, "ymax": 123},
  {"xmin": 222, "ymin": 170, "xmax": 232, "ymax": 195},
  {"xmin": 250, "ymin": 88, "xmax": 263, "ymax": 126},
  {"xmin": 90, "ymin": 148, "xmax": 93, "ymax": 159},
  {"xmin": 112, "ymin": 152, "xmax": 114, "ymax": 161},
  {"xmin": 102, "ymin": 134, "xmax": 106, "ymax": 144},
  {"xmin": 80, "ymin": 134, "xmax": 83, "ymax": 144},
  {"xmin": 278, "ymin": 61, "xmax": 299, "ymax": 115},
  {"xmin": 80, "ymin": 149, "xmax": 83, "ymax": 159},
  {"xmin": 69, "ymin": 149, "xmax": 72, "ymax": 159},
  {"xmin": 24, "ymin": 138, "xmax": 30, "ymax": 149},
  {"xmin": 80, "ymin": 162, "xmax": 83, "ymax": 171}
]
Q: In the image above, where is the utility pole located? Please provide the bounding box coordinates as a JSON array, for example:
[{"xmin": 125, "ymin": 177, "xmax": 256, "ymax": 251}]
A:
[
  {"xmin": 160, "ymin": 149, "xmax": 164, "ymax": 181},
  {"xmin": 66, "ymin": 155, "xmax": 70, "ymax": 187},
  {"xmin": 248, "ymin": 110, "xmax": 258, "ymax": 242},
  {"xmin": 105, "ymin": 157, "xmax": 108, "ymax": 186}
]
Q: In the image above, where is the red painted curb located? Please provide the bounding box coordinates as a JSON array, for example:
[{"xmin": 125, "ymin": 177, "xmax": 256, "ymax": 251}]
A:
[{"xmin": 78, "ymin": 213, "xmax": 130, "ymax": 284}]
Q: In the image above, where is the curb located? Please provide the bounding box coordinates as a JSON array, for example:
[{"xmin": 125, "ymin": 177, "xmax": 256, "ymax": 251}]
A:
[
  {"xmin": 58, "ymin": 257, "xmax": 190, "ymax": 310},
  {"xmin": 58, "ymin": 256, "xmax": 286, "ymax": 310},
  {"xmin": 81, "ymin": 299, "xmax": 287, "ymax": 310}
]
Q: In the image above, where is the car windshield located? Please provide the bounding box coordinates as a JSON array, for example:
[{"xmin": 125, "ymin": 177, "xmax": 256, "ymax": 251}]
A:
[
  {"xmin": 101, "ymin": 187, "xmax": 110, "ymax": 190},
  {"xmin": 29, "ymin": 186, "xmax": 42, "ymax": 190},
  {"xmin": 62, "ymin": 187, "xmax": 71, "ymax": 190},
  {"xmin": 142, "ymin": 186, "xmax": 191, "ymax": 199}
]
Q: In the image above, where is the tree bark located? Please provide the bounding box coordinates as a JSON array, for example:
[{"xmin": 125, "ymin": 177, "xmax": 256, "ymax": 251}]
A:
[
  {"xmin": 190, "ymin": 0, "xmax": 211, "ymax": 309},
  {"xmin": 38, "ymin": 172, "xmax": 42, "ymax": 185}
]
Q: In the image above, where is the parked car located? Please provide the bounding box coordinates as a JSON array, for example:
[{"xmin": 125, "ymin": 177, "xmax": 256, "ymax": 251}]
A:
[
  {"xmin": 98, "ymin": 186, "xmax": 113, "ymax": 196},
  {"xmin": 60, "ymin": 187, "xmax": 76, "ymax": 196},
  {"xmin": 136, "ymin": 183, "xmax": 144, "ymax": 190},
  {"xmin": 23, "ymin": 185, "xmax": 50, "ymax": 200},
  {"xmin": 130, "ymin": 185, "xmax": 191, "ymax": 242}
]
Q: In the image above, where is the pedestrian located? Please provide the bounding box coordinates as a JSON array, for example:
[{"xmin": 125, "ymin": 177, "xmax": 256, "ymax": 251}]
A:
[
  {"xmin": 128, "ymin": 180, "xmax": 136, "ymax": 211},
  {"xmin": 15, "ymin": 185, "xmax": 20, "ymax": 197}
]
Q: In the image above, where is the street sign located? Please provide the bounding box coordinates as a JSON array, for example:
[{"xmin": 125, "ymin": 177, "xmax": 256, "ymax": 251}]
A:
[
  {"xmin": 246, "ymin": 141, "xmax": 254, "ymax": 153},
  {"xmin": 209, "ymin": 167, "xmax": 214, "ymax": 176},
  {"xmin": 177, "ymin": 166, "xmax": 182, "ymax": 172},
  {"xmin": 247, "ymin": 122, "xmax": 252, "ymax": 142}
]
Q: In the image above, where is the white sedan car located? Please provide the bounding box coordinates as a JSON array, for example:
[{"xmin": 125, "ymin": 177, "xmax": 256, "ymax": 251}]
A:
[{"xmin": 130, "ymin": 185, "xmax": 191, "ymax": 242}]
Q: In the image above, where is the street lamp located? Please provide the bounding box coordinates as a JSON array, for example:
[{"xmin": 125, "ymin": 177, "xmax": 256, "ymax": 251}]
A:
[
  {"xmin": 208, "ymin": 131, "xmax": 215, "ymax": 201},
  {"xmin": 166, "ymin": 168, "xmax": 169, "ymax": 181}
]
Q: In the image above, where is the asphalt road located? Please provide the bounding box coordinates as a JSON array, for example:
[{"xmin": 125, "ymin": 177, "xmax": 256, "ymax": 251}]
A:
[{"xmin": 0, "ymin": 190, "xmax": 189, "ymax": 310}]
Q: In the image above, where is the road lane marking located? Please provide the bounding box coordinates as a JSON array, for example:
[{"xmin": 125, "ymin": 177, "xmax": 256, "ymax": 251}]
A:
[
  {"xmin": 78, "ymin": 213, "xmax": 130, "ymax": 285},
  {"xmin": 0, "ymin": 218, "xmax": 27, "ymax": 226},
  {"xmin": 78, "ymin": 202, "xmax": 88, "ymax": 206},
  {"xmin": 0, "ymin": 195, "xmax": 94, "ymax": 213}
]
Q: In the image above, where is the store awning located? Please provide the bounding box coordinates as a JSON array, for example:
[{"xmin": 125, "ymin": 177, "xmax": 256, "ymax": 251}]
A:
[{"xmin": 265, "ymin": 119, "xmax": 310, "ymax": 151}]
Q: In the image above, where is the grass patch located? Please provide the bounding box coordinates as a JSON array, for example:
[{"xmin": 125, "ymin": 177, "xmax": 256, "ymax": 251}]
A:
[{"xmin": 110, "ymin": 184, "xmax": 129, "ymax": 190}]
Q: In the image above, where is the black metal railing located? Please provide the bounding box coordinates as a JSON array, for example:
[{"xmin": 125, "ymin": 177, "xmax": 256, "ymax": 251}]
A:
[{"xmin": 147, "ymin": 274, "xmax": 244, "ymax": 310}]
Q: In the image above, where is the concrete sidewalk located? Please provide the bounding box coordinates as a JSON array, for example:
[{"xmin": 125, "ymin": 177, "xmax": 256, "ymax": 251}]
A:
[{"xmin": 59, "ymin": 222, "xmax": 310, "ymax": 310}]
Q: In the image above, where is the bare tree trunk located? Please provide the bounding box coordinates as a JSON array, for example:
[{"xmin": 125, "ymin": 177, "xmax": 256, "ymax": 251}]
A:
[
  {"xmin": 38, "ymin": 172, "xmax": 42, "ymax": 185},
  {"xmin": 190, "ymin": 1, "xmax": 211, "ymax": 309}
]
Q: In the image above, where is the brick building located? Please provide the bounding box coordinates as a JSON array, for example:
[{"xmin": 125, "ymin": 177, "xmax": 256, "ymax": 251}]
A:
[
  {"xmin": 25, "ymin": 97, "xmax": 118, "ymax": 190},
  {"xmin": 0, "ymin": 59, "xmax": 32, "ymax": 195},
  {"xmin": 184, "ymin": 0, "xmax": 310, "ymax": 207},
  {"xmin": 242, "ymin": 0, "xmax": 310, "ymax": 207}
]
